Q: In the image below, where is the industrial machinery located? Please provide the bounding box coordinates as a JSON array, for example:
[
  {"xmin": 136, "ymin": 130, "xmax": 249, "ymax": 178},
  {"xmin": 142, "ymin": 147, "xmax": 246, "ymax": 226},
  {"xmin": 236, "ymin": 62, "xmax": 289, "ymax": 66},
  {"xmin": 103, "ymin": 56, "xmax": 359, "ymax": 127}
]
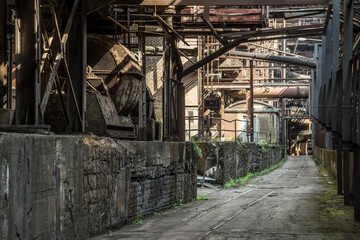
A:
[{"xmin": 45, "ymin": 34, "xmax": 161, "ymax": 140}]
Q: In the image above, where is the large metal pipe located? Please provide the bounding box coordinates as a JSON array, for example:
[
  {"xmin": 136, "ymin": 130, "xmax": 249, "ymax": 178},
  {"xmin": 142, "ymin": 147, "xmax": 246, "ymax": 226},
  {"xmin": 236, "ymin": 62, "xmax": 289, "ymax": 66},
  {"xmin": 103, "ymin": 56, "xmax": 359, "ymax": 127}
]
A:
[
  {"xmin": 227, "ymin": 50, "xmax": 316, "ymax": 69},
  {"xmin": 236, "ymin": 86, "xmax": 309, "ymax": 99}
]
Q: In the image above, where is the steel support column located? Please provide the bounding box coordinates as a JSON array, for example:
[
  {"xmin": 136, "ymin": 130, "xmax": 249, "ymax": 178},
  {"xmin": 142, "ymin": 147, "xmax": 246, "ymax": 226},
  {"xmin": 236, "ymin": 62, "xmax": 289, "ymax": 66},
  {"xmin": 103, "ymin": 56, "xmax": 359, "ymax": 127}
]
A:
[
  {"xmin": 162, "ymin": 8, "xmax": 180, "ymax": 141},
  {"xmin": 342, "ymin": 0, "xmax": 353, "ymax": 143},
  {"xmin": 177, "ymin": 84, "xmax": 185, "ymax": 141},
  {"xmin": 0, "ymin": 0, "xmax": 6, "ymax": 108},
  {"xmin": 324, "ymin": 18, "xmax": 332, "ymax": 150},
  {"xmin": 353, "ymin": 145, "xmax": 360, "ymax": 221},
  {"xmin": 220, "ymin": 90, "xmax": 225, "ymax": 139},
  {"xmin": 331, "ymin": 0, "xmax": 340, "ymax": 132},
  {"xmin": 320, "ymin": 36, "xmax": 326, "ymax": 125},
  {"xmin": 342, "ymin": 0, "xmax": 353, "ymax": 207},
  {"xmin": 67, "ymin": 0, "xmax": 86, "ymax": 132},
  {"xmin": 246, "ymin": 60, "xmax": 254, "ymax": 142},
  {"xmin": 138, "ymin": 7, "xmax": 146, "ymax": 140},
  {"xmin": 344, "ymin": 149, "xmax": 350, "ymax": 205},
  {"xmin": 337, "ymin": 136, "xmax": 343, "ymax": 195},
  {"xmin": 15, "ymin": 0, "xmax": 41, "ymax": 125},
  {"xmin": 315, "ymin": 44, "xmax": 322, "ymax": 122}
]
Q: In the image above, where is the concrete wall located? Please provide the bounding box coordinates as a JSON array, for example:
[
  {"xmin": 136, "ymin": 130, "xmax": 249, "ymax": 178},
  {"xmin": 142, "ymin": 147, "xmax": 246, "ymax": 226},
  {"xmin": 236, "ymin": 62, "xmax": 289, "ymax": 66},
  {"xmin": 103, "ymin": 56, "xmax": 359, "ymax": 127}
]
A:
[
  {"xmin": 314, "ymin": 146, "xmax": 354, "ymax": 197},
  {"xmin": 0, "ymin": 133, "xmax": 197, "ymax": 239},
  {"xmin": 197, "ymin": 142, "xmax": 284, "ymax": 185}
]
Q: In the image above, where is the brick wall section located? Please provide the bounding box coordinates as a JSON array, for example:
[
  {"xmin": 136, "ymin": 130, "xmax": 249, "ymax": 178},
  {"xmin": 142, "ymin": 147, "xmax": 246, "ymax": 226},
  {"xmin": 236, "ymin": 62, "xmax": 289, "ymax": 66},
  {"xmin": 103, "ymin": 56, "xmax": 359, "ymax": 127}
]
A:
[
  {"xmin": 197, "ymin": 142, "xmax": 284, "ymax": 185},
  {"xmin": 0, "ymin": 133, "xmax": 197, "ymax": 239}
]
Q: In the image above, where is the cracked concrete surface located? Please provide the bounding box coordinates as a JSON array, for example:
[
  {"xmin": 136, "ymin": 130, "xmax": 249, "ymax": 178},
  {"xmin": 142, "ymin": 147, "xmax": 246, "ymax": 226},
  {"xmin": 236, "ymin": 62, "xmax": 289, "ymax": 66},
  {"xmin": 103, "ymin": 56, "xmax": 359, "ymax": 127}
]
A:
[{"xmin": 91, "ymin": 156, "xmax": 360, "ymax": 240}]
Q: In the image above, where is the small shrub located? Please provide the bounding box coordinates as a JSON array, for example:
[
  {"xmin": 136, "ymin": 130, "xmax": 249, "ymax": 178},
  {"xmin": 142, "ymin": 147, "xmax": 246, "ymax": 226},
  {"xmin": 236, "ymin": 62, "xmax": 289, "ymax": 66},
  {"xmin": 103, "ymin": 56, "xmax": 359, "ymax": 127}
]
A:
[
  {"xmin": 173, "ymin": 200, "xmax": 185, "ymax": 208},
  {"xmin": 153, "ymin": 211, "xmax": 163, "ymax": 216},
  {"xmin": 132, "ymin": 215, "xmax": 144, "ymax": 225},
  {"xmin": 196, "ymin": 194, "xmax": 210, "ymax": 200},
  {"xmin": 191, "ymin": 140, "xmax": 203, "ymax": 159}
]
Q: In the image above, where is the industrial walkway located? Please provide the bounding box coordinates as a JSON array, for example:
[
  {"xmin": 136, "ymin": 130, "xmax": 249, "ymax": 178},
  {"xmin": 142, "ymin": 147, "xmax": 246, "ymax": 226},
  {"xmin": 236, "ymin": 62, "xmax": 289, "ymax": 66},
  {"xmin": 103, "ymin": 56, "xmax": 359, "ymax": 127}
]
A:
[{"xmin": 92, "ymin": 156, "xmax": 360, "ymax": 240}]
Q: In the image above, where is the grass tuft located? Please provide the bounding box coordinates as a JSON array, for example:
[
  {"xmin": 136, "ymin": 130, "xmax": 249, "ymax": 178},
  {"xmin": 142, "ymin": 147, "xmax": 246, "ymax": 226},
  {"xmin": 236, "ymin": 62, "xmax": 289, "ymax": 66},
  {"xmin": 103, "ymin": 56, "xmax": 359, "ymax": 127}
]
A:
[
  {"xmin": 173, "ymin": 200, "xmax": 185, "ymax": 208},
  {"xmin": 196, "ymin": 194, "xmax": 210, "ymax": 200},
  {"xmin": 223, "ymin": 157, "xmax": 287, "ymax": 189},
  {"xmin": 132, "ymin": 215, "xmax": 144, "ymax": 225},
  {"xmin": 153, "ymin": 211, "xmax": 163, "ymax": 216}
]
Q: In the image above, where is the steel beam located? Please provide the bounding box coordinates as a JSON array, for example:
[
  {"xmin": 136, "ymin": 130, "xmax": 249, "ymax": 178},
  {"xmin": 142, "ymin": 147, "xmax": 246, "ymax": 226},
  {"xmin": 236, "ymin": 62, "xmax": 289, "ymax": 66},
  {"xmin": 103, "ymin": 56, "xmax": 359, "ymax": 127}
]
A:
[
  {"xmin": 219, "ymin": 24, "xmax": 324, "ymax": 38},
  {"xmin": 67, "ymin": 0, "xmax": 86, "ymax": 132},
  {"xmin": 354, "ymin": 145, "xmax": 360, "ymax": 221},
  {"xmin": 0, "ymin": 0, "xmax": 6, "ymax": 108},
  {"xmin": 138, "ymin": 7, "xmax": 146, "ymax": 140},
  {"xmin": 201, "ymin": 16, "xmax": 227, "ymax": 46},
  {"xmin": 344, "ymin": 149, "xmax": 350, "ymax": 205},
  {"xmin": 319, "ymin": 36, "xmax": 326, "ymax": 125},
  {"xmin": 246, "ymin": 60, "xmax": 254, "ymax": 142},
  {"xmin": 41, "ymin": 0, "xmax": 81, "ymax": 117},
  {"xmin": 115, "ymin": 0, "xmax": 329, "ymax": 6},
  {"xmin": 227, "ymin": 50, "xmax": 316, "ymax": 69},
  {"xmin": 15, "ymin": 0, "xmax": 41, "ymax": 125},
  {"xmin": 324, "ymin": 18, "xmax": 332, "ymax": 130},
  {"xmin": 87, "ymin": 0, "xmax": 117, "ymax": 14},
  {"xmin": 181, "ymin": 37, "xmax": 248, "ymax": 78},
  {"xmin": 342, "ymin": 0, "xmax": 353, "ymax": 142},
  {"xmin": 315, "ymin": 44, "xmax": 322, "ymax": 122},
  {"xmin": 331, "ymin": 0, "xmax": 340, "ymax": 132},
  {"xmin": 337, "ymin": 136, "xmax": 343, "ymax": 195},
  {"xmin": 220, "ymin": 90, "xmax": 225, "ymax": 139}
]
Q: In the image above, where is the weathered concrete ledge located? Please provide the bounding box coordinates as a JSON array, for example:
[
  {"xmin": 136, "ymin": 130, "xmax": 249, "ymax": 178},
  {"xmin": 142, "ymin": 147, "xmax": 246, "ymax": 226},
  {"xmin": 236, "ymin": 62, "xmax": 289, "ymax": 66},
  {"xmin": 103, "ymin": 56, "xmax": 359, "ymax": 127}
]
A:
[
  {"xmin": 0, "ymin": 133, "xmax": 284, "ymax": 239},
  {"xmin": 313, "ymin": 146, "xmax": 354, "ymax": 197},
  {"xmin": 0, "ymin": 133, "xmax": 197, "ymax": 239},
  {"xmin": 196, "ymin": 142, "xmax": 284, "ymax": 185}
]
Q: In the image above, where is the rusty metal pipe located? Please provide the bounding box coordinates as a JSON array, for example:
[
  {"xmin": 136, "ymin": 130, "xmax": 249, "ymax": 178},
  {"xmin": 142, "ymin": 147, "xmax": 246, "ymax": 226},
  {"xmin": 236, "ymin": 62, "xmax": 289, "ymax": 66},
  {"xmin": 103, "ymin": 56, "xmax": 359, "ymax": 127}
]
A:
[
  {"xmin": 227, "ymin": 50, "xmax": 316, "ymax": 69},
  {"xmin": 236, "ymin": 86, "xmax": 309, "ymax": 99}
]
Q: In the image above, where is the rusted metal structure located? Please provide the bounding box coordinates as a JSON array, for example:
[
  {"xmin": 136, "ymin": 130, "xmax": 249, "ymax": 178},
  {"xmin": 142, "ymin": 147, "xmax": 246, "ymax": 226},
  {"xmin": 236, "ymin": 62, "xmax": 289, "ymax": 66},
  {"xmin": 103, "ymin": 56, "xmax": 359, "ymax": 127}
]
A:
[{"xmin": 3, "ymin": 0, "xmax": 360, "ymax": 223}]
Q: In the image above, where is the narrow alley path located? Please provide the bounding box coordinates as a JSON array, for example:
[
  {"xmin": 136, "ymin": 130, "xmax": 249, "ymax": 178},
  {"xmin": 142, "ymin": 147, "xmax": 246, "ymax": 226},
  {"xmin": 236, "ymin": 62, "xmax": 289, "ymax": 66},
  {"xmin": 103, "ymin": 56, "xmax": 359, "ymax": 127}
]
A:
[{"xmin": 92, "ymin": 156, "xmax": 360, "ymax": 240}]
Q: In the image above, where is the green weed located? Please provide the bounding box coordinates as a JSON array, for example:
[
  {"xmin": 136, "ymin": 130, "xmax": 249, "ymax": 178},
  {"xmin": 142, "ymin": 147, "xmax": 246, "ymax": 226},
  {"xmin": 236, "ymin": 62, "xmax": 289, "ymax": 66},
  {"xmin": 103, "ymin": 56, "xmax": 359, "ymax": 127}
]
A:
[
  {"xmin": 196, "ymin": 194, "xmax": 209, "ymax": 200},
  {"xmin": 132, "ymin": 215, "xmax": 144, "ymax": 225},
  {"xmin": 191, "ymin": 140, "xmax": 203, "ymax": 159},
  {"xmin": 223, "ymin": 157, "xmax": 287, "ymax": 189},
  {"xmin": 153, "ymin": 211, "xmax": 163, "ymax": 216},
  {"xmin": 173, "ymin": 199, "xmax": 185, "ymax": 208}
]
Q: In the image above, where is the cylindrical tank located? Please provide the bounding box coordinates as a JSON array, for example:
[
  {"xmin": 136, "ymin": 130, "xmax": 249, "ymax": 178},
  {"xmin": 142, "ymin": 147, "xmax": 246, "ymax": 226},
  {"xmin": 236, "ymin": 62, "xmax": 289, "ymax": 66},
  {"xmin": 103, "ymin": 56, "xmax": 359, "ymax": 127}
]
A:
[{"xmin": 87, "ymin": 34, "xmax": 143, "ymax": 115}]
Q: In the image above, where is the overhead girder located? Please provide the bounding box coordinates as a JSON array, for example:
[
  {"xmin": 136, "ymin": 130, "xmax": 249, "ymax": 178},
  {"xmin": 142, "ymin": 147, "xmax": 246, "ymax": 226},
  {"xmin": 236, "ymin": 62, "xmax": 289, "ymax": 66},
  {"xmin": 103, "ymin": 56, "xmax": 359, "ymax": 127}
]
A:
[{"xmin": 113, "ymin": 0, "xmax": 329, "ymax": 6}]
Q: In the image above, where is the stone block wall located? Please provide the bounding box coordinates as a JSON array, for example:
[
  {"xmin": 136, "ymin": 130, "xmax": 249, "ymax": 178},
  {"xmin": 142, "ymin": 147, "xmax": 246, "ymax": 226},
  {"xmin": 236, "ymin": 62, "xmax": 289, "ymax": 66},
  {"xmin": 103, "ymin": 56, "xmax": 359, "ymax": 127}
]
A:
[
  {"xmin": 0, "ymin": 133, "xmax": 197, "ymax": 239},
  {"xmin": 197, "ymin": 142, "xmax": 284, "ymax": 185}
]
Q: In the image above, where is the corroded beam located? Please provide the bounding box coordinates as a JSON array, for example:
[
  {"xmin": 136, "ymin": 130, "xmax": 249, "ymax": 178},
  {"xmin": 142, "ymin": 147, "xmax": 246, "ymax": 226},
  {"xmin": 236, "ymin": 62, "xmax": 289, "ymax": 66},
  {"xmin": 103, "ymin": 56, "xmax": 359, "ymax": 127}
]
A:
[
  {"xmin": 87, "ymin": 0, "xmax": 117, "ymax": 14},
  {"xmin": 115, "ymin": 0, "xmax": 329, "ymax": 6}
]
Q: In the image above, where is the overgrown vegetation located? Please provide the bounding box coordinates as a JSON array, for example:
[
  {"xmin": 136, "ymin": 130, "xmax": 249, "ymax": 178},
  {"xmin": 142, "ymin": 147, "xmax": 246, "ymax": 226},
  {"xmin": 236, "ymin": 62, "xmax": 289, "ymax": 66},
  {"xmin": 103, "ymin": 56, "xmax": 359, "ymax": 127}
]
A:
[
  {"xmin": 132, "ymin": 215, "xmax": 144, "ymax": 225},
  {"xmin": 196, "ymin": 194, "xmax": 209, "ymax": 200},
  {"xmin": 153, "ymin": 211, "xmax": 163, "ymax": 216},
  {"xmin": 223, "ymin": 157, "xmax": 287, "ymax": 189},
  {"xmin": 312, "ymin": 157, "xmax": 360, "ymax": 234},
  {"xmin": 256, "ymin": 140, "xmax": 279, "ymax": 153},
  {"xmin": 191, "ymin": 140, "xmax": 203, "ymax": 159},
  {"xmin": 173, "ymin": 200, "xmax": 185, "ymax": 208}
]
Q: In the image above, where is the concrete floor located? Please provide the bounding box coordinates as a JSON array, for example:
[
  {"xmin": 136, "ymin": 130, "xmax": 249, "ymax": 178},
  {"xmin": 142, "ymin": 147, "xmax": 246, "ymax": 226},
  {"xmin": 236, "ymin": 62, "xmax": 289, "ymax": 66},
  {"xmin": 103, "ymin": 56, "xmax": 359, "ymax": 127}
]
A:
[{"xmin": 91, "ymin": 156, "xmax": 360, "ymax": 240}]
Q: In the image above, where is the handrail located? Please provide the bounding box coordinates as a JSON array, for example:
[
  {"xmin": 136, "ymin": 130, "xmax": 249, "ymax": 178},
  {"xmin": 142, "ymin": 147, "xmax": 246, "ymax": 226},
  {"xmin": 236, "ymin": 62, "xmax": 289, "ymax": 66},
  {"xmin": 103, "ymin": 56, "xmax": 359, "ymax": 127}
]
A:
[{"xmin": 186, "ymin": 115, "xmax": 273, "ymax": 143}]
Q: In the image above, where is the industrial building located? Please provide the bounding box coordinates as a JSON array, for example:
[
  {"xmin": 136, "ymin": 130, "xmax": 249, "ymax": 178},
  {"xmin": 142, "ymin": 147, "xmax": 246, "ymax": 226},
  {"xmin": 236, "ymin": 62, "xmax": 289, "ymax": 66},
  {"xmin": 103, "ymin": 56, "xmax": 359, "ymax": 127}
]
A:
[{"xmin": 0, "ymin": 0, "xmax": 360, "ymax": 239}]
